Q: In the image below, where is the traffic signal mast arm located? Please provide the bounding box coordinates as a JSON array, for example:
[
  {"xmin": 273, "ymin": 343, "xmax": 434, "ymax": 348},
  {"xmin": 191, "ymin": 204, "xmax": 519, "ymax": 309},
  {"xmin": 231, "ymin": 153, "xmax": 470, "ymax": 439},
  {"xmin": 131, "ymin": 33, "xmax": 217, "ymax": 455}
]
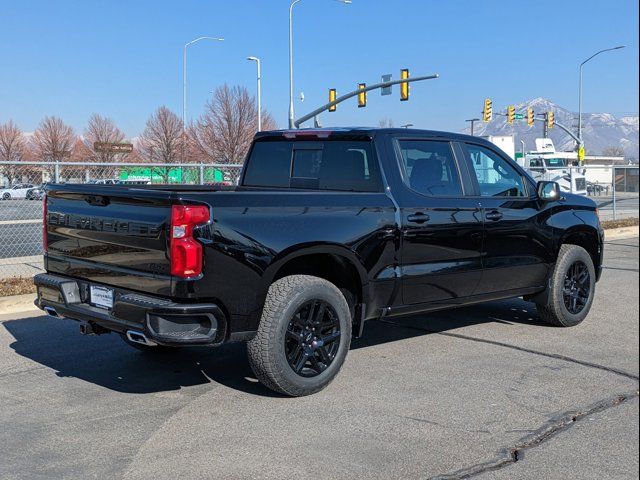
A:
[
  {"xmin": 533, "ymin": 114, "xmax": 580, "ymax": 144},
  {"xmin": 491, "ymin": 109, "xmax": 579, "ymax": 144},
  {"xmin": 293, "ymin": 73, "xmax": 439, "ymax": 128}
]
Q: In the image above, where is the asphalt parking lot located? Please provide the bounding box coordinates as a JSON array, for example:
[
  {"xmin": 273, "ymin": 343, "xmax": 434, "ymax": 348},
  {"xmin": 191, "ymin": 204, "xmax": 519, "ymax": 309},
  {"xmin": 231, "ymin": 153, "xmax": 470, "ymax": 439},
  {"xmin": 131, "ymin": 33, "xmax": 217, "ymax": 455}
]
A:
[{"xmin": 0, "ymin": 237, "xmax": 638, "ymax": 479}]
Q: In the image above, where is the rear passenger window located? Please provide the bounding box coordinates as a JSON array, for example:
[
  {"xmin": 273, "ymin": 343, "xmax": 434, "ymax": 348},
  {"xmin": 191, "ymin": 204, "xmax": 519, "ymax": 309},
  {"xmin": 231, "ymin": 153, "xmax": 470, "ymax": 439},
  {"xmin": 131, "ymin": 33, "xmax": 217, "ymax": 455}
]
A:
[
  {"xmin": 397, "ymin": 140, "xmax": 463, "ymax": 197},
  {"xmin": 243, "ymin": 141, "xmax": 292, "ymax": 188},
  {"xmin": 243, "ymin": 139, "xmax": 382, "ymax": 192}
]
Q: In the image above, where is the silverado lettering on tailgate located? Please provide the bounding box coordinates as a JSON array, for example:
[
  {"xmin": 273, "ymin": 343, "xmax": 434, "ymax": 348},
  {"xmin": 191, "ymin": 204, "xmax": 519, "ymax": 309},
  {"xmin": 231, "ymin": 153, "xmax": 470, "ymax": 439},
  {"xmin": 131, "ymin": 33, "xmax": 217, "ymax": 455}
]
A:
[{"xmin": 48, "ymin": 212, "xmax": 162, "ymax": 237}]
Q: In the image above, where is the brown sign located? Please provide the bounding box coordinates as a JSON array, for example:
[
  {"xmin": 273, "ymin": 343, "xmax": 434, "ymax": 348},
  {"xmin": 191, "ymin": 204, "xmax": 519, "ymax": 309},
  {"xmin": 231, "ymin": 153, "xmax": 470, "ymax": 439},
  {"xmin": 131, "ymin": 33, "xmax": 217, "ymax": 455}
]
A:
[{"xmin": 94, "ymin": 142, "xmax": 134, "ymax": 153}]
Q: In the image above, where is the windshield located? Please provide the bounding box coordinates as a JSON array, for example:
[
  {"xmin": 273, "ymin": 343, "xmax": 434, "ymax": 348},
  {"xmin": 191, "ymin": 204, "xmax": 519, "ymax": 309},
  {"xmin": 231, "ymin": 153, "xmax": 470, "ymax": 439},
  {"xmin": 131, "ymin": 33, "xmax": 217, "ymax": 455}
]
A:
[{"xmin": 545, "ymin": 158, "xmax": 568, "ymax": 167}]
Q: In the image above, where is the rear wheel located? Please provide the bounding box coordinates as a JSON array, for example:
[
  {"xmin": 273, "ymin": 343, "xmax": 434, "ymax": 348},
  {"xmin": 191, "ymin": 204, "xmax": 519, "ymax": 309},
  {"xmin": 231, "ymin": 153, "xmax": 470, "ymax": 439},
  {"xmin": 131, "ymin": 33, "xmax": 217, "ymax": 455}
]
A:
[
  {"xmin": 536, "ymin": 244, "xmax": 596, "ymax": 327},
  {"xmin": 2, "ymin": 193, "xmax": 10, "ymax": 200},
  {"xmin": 247, "ymin": 275, "xmax": 352, "ymax": 396}
]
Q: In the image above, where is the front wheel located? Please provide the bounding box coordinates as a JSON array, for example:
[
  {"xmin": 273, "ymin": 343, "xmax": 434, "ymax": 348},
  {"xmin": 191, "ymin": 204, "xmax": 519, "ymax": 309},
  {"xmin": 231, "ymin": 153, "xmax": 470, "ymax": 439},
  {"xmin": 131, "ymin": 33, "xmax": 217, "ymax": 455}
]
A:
[
  {"xmin": 247, "ymin": 275, "xmax": 352, "ymax": 396},
  {"xmin": 2, "ymin": 193, "xmax": 10, "ymax": 200},
  {"xmin": 536, "ymin": 244, "xmax": 596, "ymax": 327}
]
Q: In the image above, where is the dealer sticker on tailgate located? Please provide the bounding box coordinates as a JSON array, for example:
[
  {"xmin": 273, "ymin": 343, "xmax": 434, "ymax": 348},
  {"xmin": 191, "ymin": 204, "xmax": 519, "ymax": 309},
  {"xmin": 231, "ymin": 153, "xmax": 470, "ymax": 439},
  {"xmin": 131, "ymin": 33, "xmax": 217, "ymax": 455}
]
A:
[{"xmin": 90, "ymin": 285, "xmax": 113, "ymax": 309}]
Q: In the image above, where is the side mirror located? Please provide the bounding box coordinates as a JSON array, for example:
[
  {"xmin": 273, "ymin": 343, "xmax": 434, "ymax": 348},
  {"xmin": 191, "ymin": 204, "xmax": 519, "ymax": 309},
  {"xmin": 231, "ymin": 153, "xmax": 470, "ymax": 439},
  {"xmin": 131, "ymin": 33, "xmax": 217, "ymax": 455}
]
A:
[{"xmin": 537, "ymin": 181, "xmax": 560, "ymax": 201}]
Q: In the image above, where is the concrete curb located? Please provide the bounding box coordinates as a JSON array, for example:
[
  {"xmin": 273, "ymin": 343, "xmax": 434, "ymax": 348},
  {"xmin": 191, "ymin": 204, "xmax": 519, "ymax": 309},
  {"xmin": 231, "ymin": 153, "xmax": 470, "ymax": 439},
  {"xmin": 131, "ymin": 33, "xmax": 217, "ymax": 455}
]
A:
[
  {"xmin": 604, "ymin": 225, "xmax": 639, "ymax": 241},
  {"xmin": 0, "ymin": 293, "xmax": 38, "ymax": 316},
  {"xmin": 0, "ymin": 226, "xmax": 637, "ymax": 316}
]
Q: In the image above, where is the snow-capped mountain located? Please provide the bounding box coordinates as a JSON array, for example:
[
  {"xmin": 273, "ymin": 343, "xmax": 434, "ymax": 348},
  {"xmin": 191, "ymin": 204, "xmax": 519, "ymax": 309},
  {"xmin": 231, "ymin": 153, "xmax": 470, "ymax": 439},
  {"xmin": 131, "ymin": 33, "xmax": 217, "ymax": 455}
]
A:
[{"xmin": 466, "ymin": 97, "xmax": 639, "ymax": 160}]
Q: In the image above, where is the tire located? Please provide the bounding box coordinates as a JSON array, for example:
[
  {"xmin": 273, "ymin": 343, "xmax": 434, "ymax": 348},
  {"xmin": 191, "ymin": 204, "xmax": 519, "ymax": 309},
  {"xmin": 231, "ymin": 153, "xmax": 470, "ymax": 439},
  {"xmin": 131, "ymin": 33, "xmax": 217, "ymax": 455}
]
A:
[
  {"xmin": 247, "ymin": 275, "xmax": 352, "ymax": 396},
  {"xmin": 119, "ymin": 333, "xmax": 180, "ymax": 353},
  {"xmin": 2, "ymin": 193, "xmax": 10, "ymax": 200},
  {"xmin": 536, "ymin": 244, "xmax": 596, "ymax": 327}
]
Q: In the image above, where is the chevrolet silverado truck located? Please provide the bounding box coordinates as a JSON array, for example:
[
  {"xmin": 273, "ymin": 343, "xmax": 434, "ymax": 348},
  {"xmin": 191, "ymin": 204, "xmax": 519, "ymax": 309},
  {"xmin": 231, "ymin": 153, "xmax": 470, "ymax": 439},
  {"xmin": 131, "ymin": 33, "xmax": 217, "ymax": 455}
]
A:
[{"xmin": 34, "ymin": 128, "xmax": 604, "ymax": 396}]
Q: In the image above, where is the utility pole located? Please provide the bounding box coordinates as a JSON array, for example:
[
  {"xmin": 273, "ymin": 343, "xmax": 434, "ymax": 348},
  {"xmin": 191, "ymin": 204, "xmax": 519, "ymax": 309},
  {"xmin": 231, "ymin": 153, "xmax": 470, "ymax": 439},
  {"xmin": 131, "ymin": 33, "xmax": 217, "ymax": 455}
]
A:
[
  {"xmin": 288, "ymin": 0, "xmax": 351, "ymax": 128},
  {"xmin": 465, "ymin": 118, "xmax": 480, "ymax": 136},
  {"xmin": 577, "ymin": 46, "xmax": 625, "ymax": 144},
  {"xmin": 247, "ymin": 56, "xmax": 262, "ymax": 131}
]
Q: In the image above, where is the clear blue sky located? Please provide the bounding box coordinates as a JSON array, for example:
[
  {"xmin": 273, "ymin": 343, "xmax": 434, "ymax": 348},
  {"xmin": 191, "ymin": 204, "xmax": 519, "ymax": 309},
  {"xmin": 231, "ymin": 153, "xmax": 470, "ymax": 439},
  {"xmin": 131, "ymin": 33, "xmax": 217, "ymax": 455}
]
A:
[{"xmin": 1, "ymin": 0, "xmax": 638, "ymax": 137}]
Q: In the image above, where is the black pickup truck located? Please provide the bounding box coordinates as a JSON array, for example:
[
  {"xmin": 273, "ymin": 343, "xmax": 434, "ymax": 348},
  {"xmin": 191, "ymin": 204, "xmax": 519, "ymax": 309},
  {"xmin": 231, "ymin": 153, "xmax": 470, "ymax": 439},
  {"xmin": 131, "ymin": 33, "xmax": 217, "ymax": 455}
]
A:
[{"xmin": 35, "ymin": 128, "xmax": 604, "ymax": 396}]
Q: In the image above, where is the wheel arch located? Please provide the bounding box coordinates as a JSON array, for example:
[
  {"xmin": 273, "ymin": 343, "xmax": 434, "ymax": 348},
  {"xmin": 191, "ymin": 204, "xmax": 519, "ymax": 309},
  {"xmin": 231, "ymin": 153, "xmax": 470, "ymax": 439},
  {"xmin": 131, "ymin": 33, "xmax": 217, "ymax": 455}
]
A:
[
  {"xmin": 559, "ymin": 225, "xmax": 602, "ymax": 272},
  {"xmin": 263, "ymin": 244, "xmax": 368, "ymax": 311}
]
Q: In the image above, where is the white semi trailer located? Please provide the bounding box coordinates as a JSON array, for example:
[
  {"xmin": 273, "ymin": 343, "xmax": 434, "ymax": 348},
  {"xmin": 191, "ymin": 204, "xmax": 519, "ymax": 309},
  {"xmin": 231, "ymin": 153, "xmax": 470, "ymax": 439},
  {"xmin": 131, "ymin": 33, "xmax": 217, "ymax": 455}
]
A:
[{"xmin": 483, "ymin": 136, "xmax": 587, "ymax": 195}]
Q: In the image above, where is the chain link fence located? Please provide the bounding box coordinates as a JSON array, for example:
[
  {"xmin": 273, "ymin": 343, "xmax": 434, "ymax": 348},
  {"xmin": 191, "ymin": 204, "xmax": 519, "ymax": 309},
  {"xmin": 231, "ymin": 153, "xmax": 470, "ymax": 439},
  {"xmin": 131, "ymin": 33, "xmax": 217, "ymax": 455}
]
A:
[
  {"xmin": 531, "ymin": 165, "xmax": 639, "ymax": 221},
  {"xmin": 0, "ymin": 161, "xmax": 243, "ymax": 279}
]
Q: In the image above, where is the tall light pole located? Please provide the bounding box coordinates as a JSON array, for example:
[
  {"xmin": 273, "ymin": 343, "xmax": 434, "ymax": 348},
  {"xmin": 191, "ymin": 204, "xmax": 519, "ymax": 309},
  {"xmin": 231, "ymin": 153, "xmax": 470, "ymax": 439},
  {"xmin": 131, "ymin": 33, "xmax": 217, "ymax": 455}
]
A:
[
  {"xmin": 465, "ymin": 118, "xmax": 480, "ymax": 136},
  {"xmin": 247, "ymin": 56, "xmax": 262, "ymax": 131},
  {"xmin": 183, "ymin": 36, "xmax": 224, "ymax": 129},
  {"xmin": 288, "ymin": 0, "xmax": 351, "ymax": 129},
  {"xmin": 578, "ymin": 45, "xmax": 625, "ymax": 144}
]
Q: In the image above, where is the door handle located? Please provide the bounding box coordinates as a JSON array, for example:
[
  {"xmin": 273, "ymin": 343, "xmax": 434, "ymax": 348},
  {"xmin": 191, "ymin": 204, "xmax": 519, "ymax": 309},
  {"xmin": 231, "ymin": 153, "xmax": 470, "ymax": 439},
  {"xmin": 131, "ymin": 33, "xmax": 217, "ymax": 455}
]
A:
[
  {"xmin": 485, "ymin": 211, "xmax": 503, "ymax": 221},
  {"xmin": 407, "ymin": 213, "xmax": 430, "ymax": 224}
]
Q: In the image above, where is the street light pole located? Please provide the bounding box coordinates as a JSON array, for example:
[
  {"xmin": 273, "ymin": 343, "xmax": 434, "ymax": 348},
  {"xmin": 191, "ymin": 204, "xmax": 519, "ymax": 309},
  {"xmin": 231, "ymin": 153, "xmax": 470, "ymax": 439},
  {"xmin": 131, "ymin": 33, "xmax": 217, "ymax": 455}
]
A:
[
  {"xmin": 577, "ymin": 45, "xmax": 625, "ymax": 144},
  {"xmin": 288, "ymin": 0, "xmax": 351, "ymax": 129},
  {"xmin": 465, "ymin": 118, "xmax": 480, "ymax": 136},
  {"xmin": 183, "ymin": 36, "xmax": 224, "ymax": 130},
  {"xmin": 247, "ymin": 56, "xmax": 262, "ymax": 131}
]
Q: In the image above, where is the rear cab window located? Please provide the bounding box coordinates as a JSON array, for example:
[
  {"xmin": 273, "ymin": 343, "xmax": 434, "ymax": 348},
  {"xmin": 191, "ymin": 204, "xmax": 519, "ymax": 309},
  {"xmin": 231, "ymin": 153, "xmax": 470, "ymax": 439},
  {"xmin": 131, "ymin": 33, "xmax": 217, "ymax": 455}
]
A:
[{"xmin": 242, "ymin": 138, "xmax": 383, "ymax": 192}]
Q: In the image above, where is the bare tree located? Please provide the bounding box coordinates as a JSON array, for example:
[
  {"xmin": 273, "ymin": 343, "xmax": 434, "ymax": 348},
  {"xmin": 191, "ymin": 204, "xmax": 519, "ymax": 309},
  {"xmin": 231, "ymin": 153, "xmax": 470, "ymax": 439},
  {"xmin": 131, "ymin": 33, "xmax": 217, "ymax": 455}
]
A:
[
  {"xmin": 84, "ymin": 114, "xmax": 126, "ymax": 162},
  {"xmin": 378, "ymin": 117, "xmax": 395, "ymax": 128},
  {"xmin": 602, "ymin": 146, "xmax": 625, "ymax": 158},
  {"xmin": 32, "ymin": 116, "xmax": 75, "ymax": 161},
  {"xmin": 0, "ymin": 120, "xmax": 27, "ymax": 185},
  {"xmin": 190, "ymin": 84, "xmax": 276, "ymax": 164},
  {"xmin": 139, "ymin": 106, "xmax": 184, "ymax": 163},
  {"xmin": 138, "ymin": 107, "xmax": 185, "ymax": 183}
]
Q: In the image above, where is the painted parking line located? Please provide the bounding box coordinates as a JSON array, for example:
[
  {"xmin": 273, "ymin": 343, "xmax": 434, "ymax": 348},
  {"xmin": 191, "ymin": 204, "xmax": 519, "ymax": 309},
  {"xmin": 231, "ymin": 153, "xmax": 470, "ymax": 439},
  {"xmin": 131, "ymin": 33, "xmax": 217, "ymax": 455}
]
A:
[{"xmin": 0, "ymin": 219, "xmax": 41, "ymax": 225}]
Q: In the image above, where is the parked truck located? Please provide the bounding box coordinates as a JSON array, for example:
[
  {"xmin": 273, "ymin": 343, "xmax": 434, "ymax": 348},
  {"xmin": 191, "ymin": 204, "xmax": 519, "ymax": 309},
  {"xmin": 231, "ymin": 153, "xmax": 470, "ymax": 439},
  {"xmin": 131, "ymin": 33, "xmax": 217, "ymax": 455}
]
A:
[
  {"xmin": 485, "ymin": 136, "xmax": 587, "ymax": 195},
  {"xmin": 35, "ymin": 128, "xmax": 604, "ymax": 396}
]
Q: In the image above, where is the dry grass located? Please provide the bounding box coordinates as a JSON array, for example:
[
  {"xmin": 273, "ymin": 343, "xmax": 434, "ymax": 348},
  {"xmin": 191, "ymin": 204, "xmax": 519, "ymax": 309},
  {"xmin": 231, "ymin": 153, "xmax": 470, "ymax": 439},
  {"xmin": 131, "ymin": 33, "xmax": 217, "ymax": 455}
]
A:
[
  {"xmin": 601, "ymin": 217, "xmax": 639, "ymax": 230},
  {"xmin": 1, "ymin": 277, "xmax": 36, "ymax": 297}
]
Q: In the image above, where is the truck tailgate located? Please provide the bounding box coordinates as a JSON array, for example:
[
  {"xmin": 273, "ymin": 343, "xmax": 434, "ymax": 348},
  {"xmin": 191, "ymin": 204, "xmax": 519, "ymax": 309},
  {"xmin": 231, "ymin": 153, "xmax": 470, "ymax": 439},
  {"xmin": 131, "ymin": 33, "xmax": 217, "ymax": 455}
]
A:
[{"xmin": 45, "ymin": 186, "xmax": 174, "ymax": 296}]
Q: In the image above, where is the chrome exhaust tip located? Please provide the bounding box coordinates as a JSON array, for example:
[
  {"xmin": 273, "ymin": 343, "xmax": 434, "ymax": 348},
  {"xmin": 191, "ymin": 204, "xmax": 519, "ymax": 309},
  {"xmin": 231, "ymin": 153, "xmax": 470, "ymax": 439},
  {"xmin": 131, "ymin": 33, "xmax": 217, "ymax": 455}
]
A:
[
  {"xmin": 126, "ymin": 330, "xmax": 157, "ymax": 347},
  {"xmin": 44, "ymin": 306, "xmax": 58, "ymax": 317}
]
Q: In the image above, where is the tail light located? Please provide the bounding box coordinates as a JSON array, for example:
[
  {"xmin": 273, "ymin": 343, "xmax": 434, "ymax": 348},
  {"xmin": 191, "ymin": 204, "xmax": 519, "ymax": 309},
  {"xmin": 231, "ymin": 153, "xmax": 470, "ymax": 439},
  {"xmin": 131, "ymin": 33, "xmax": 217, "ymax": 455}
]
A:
[
  {"xmin": 42, "ymin": 194, "xmax": 48, "ymax": 252},
  {"xmin": 170, "ymin": 205, "xmax": 210, "ymax": 278}
]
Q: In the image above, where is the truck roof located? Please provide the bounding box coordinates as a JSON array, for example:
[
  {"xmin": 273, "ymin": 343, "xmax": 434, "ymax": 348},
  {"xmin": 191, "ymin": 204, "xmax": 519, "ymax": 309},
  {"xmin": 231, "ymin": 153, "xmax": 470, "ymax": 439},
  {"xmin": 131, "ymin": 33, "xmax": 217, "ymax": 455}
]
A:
[{"xmin": 254, "ymin": 127, "xmax": 486, "ymax": 144}]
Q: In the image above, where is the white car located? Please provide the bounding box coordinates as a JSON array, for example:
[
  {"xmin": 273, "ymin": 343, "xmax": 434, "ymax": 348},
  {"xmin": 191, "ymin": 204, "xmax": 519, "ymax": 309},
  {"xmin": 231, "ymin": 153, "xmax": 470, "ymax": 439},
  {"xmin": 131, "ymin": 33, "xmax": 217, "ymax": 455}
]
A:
[{"xmin": 0, "ymin": 184, "xmax": 35, "ymax": 200}]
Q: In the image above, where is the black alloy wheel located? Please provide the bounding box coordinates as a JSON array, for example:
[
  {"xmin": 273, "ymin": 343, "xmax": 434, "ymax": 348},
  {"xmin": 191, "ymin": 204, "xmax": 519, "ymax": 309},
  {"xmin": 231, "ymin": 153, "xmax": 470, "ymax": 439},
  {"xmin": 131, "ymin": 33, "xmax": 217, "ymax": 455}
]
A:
[
  {"xmin": 562, "ymin": 260, "xmax": 591, "ymax": 315},
  {"xmin": 285, "ymin": 299, "xmax": 341, "ymax": 377}
]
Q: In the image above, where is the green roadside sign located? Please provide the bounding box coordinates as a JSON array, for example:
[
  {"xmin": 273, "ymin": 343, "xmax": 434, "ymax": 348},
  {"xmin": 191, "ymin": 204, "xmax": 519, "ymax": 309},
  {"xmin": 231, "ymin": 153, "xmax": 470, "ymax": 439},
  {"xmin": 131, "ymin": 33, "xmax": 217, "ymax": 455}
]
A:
[{"xmin": 514, "ymin": 113, "xmax": 524, "ymax": 120}]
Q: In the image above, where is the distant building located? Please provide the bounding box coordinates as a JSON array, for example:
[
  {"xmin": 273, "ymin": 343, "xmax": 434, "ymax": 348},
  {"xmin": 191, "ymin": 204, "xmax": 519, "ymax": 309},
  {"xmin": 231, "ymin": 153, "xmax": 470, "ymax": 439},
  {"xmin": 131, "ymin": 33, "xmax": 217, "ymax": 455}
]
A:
[{"xmin": 583, "ymin": 155, "xmax": 627, "ymax": 166}]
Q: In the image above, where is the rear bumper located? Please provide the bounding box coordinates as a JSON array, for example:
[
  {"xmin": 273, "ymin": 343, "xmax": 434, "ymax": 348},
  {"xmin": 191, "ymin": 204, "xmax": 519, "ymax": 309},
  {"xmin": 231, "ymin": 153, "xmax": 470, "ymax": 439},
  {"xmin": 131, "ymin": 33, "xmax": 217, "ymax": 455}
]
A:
[{"xmin": 33, "ymin": 273, "xmax": 227, "ymax": 346}]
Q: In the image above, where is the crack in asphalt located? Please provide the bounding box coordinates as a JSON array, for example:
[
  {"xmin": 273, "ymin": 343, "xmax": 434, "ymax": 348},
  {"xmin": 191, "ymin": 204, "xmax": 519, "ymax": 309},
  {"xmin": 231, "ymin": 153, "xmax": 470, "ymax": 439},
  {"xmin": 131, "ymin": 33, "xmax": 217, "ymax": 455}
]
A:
[
  {"xmin": 377, "ymin": 319, "xmax": 639, "ymax": 479},
  {"xmin": 378, "ymin": 319, "xmax": 639, "ymax": 381},
  {"xmin": 428, "ymin": 390, "xmax": 639, "ymax": 479}
]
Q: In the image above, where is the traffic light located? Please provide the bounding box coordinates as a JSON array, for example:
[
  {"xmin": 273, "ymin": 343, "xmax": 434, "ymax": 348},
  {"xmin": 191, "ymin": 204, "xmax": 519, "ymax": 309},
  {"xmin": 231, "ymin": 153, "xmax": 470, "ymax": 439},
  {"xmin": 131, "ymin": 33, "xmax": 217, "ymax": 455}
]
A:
[
  {"xmin": 400, "ymin": 69, "xmax": 409, "ymax": 101},
  {"xmin": 546, "ymin": 111, "xmax": 555, "ymax": 129},
  {"xmin": 482, "ymin": 99, "xmax": 492, "ymax": 122},
  {"xmin": 527, "ymin": 107, "xmax": 535, "ymax": 127},
  {"xmin": 329, "ymin": 88, "xmax": 337, "ymax": 112},
  {"xmin": 507, "ymin": 105, "xmax": 515, "ymax": 124},
  {"xmin": 357, "ymin": 83, "xmax": 367, "ymax": 108}
]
